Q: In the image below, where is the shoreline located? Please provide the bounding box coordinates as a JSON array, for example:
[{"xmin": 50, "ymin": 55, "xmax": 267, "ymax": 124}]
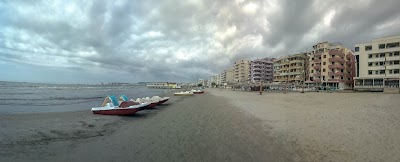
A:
[{"xmin": 0, "ymin": 89, "xmax": 300, "ymax": 161}]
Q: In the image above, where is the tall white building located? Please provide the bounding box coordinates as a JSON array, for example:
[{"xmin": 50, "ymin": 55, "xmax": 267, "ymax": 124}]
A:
[{"xmin": 354, "ymin": 35, "xmax": 400, "ymax": 92}]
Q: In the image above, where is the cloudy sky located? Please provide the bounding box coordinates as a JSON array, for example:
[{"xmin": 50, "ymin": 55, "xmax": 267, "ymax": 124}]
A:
[{"xmin": 0, "ymin": 0, "xmax": 399, "ymax": 83}]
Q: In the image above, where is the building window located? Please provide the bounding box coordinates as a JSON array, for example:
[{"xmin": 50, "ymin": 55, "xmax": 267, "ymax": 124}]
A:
[
  {"xmin": 323, "ymin": 69, "xmax": 326, "ymax": 72},
  {"xmin": 375, "ymin": 62, "xmax": 379, "ymax": 66},
  {"xmin": 368, "ymin": 70, "xmax": 372, "ymax": 75},
  {"xmin": 365, "ymin": 46, "xmax": 372, "ymax": 51},
  {"xmin": 323, "ymin": 55, "xmax": 326, "ymax": 58},
  {"xmin": 341, "ymin": 70, "xmax": 344, "ymax": 72},
  {"xmin": 311, "ymin": 64, "xmax": 314, "ymax": 66},
  {"xmin": 389, "ymin": 61, "xmax": 393, "ymax": 65},
  {"xmin": 341, "ymin": 77, "xmax": 344, "ymax": 80},
  {"xmin": 395, "ymin": 52, "xmax": 399, "ymax": 56},
  {"xmin": 368, "ymin": 54, "xmax": 372, "ymax": 58},
  {"xmin": 311, "ymin": 70, "xmax": 314, "ymax": 73},
  {"xmin": 323, "ymin": 62, "xmax": 326, "ymax": 65},
  {"xmin": 380, "ymin": 53, "xmax": 385, "ymax": 57},
  {"xmin": 389, "ymin": 70, "xmax": 393, "ymax": 74},
  {"xmin": 386, "ymin": 42, "xmax": 400, "ymax": 48},
  {"xmin": 375, "ymin": 71, "xmax": 378, "ymax": 74},
  {"xmin": 379, "ymin": 44, "xmax": 385, "ymax": 49},
  {"xmin": 375, "ymin": 54, "xmax": 379, "ymax": 58},
  {"xmin": 355, "ymin": 47, "xmax": 359, "ymax": 52},
  {"xmin": 394, "ymin": 61, "xmax": 400, "ymax": 65},
  {"xmin": 331, "ymin": 76, "xmax": 334, "ymax": 79},
  {"xmin": 380, "ymin": 70, "xmax": 385, "ymax": 74},
  {"xmin": 379, "ymin": 62, "xmax": 385, "ymax": 66},
  {"xmin": 394, "ymin": 69, "xmax": 400, "ymax": 74},
  {"xmin": 368, "ymin": 62, "xmax": 373, "ymax": 66}
]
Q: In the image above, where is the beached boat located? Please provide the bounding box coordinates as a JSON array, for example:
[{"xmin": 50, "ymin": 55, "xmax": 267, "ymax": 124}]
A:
[
  {"xmin": 174, "ymin": 91, "xmax": 194, "ymax": 96},
  {"xmin": 135, "ymin": 97, "xmax": 159, "ymax": 109},
  {"xmin": 91, "ymin": 95, "xmax": 149, "ymax": 115},
  {"xmin": 119, "ymin": 95, "xmax": 148, "ymax": 111},
  {"xmin": 150, "ymin": 96, "xmax": 170, "ymax": 104},
  {"xmin": 191, "ymin": 89, "xmax": 204, "ymax": 94}
]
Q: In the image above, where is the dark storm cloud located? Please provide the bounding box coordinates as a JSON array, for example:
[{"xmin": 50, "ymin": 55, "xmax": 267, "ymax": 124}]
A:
[{"xmin": 0, "ymin": 0, "xmax": 399, "ymax": 83}]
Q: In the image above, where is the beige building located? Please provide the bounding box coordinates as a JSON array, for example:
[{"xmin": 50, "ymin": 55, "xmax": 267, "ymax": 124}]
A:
[
  {"xmin": 233, "ymin": 59, "xmax": 250, "ymax": 83},
  {"xmin": 305, "ymin": 42, "xmax": 355, "ymax": 90},
  {"xmin": 354, "ymin": 35, "xmax": 400, "ymax": 92},
  {"xmin": 220, "ymin": 68, "xmax": 234, "ymax": 84},
  {"xmin": 273, "ymin": 53, "xmax": 308, "ymax": 83}
]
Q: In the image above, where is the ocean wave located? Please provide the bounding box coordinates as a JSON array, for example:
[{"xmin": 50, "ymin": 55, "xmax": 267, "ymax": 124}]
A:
[
  {"xmin": 0, "ymin": 99, "xmax": 99, "ymax": 106},
  {"xmin": 0, "ymin": 96, "xmax": 104, "ymax": 101}
]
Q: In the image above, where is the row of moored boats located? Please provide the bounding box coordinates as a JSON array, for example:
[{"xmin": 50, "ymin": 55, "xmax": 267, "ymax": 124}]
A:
[
  {"xmin": 91, "ymin": 89, "xmax": 204, "ymax": 115},
  {"xmin": 174, "ymin": 89, "xmax": 204, "ymax": 96},
  {"xmin": 91, "ymin": 95, "xmax": 169, "ymax": 115}
]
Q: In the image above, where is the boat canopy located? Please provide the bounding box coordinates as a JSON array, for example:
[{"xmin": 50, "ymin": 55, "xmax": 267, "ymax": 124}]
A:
[{"xmin": 119, "ymin": 95, "xmax": 129, "ymax": 101}]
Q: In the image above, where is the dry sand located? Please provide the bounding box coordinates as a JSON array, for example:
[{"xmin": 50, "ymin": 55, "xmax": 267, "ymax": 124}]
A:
[
  {"xmin": 0, "ymin": 92, "xmax": 298, "ymax": 161},
  {"xmin": 208, "ymin": 89, "xmax": 400, "ymax": 161}
]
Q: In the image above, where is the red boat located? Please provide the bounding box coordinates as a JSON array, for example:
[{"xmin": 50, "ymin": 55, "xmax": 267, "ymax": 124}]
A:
[{"xmin": 91, "ymin": 95, "xmax": 149, "ymax": 115}]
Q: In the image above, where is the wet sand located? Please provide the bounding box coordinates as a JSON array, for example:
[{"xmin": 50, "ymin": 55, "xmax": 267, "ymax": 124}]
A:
[
  {"xmin": 208, "ymin": 89, "xmax": 400, "ymax": 161},
  {"xmin": 0, "ymin": 92, "xmax": 298, "ymax": 161}
]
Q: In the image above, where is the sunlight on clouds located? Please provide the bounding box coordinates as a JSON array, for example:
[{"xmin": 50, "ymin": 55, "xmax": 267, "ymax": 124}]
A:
[
  {"xmin": 323, "ymin": 10, "xmax": 336, "ymax": 26},
  {"xmin": 215, "ymin": 25, "xmax": 237, "ymax": 41},
  {"xmin": 65, "ymin": 3, "xmax": 76, "ymax": 14},
  {"xmin": 143, "ymin": 31, "xmax": 164, "ymax": 38},
  {"xmin": 243, "ymin": 2, "xmax": 258, "ymax": 14}
]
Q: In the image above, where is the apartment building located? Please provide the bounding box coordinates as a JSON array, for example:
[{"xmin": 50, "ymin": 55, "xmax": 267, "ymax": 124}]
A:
[
  {"xmin": 306, "ymin": 42, "xmax": 355, "ymax": 90},
  {"xmin": 233, "ymin": 59, "xmax": 250, "ymax": 83},
  {"xmin": 220, "ymin": 68, "xmax": 234, "ymax": 84},
  {"xmin": 273, "ymin": 53, "xmax": 308, "ymax": 83},
  {"xmin": 354, "ymin": 35, "xmax": 400, "ymax": 92},
  {"xmin": 249, "ymin": 58, "xmax": 275, "ymax": 83}
]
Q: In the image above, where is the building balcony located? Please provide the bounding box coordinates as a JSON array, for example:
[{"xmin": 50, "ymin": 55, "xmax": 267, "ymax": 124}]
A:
[
  {"xmin": 280, "ymin": 73, "xmax": 289, "ymax": 76},
  {"xmin": 345, "ymin": 73, "xmax": 353, "ymax": 78},
  {"xmin": 329, "ymin": 57, "xmax": 345, "ymax": 64},
  {"xmin": 313, "ymin": 65, "xmax": 321, "ymax": 69},
  {"xmin": 314, "ymin": 59, "xmax": 321, "ymax": 63},
  {"xmin": 346, "ymin": 61, "xmax": 355, "ymax": 65},
  {"xmin": 291, "ymin": 60, "xmax": 303, "ymax": 63},
  {"xmin": 346, "ymin": 54, "xmax": 354, "ymax": 59},
  {"xmin": 289, "ymin": 72, "xmax": 302, "ymax": 75},
  {"xmin": 281, "ymin": 61, "xmax": 290, "ymax": 65},
  {"xmin": 328, "ymin": 64, "xmax": 344, "ymax": 70},
  {"xmin": 314, "ymin": 72, "xmax": 321, "ymax": 77},
  {"xmin": 328, "ymin": 79, "xmax": 344, "ymax": 82},
  {"xmin": 290, "ymin": 65, "xmax": 304, "ymax": 69},
  {"xmin": 328, "ymin": 71, "xmax": 344, "ymax": 76},
  {"xmin": 345, "ymin": 80, "xmax": 353, "ymax": 84},
  {"xmin": 313, "ymin": 80, "xmax": 322, "ymax": 83},
  {"xmin": 314, "ymin": 52, "xmax": 322, "ymax": 57},
  {"xmin": 329, "ymin": 50, "xmax": 345, "ymax": 57}
]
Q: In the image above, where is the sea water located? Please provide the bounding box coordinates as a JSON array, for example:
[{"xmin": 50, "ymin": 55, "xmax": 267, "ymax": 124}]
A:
[{"xmin": 0, "ymin": 81, "xmax": 170, "ymax": 114}]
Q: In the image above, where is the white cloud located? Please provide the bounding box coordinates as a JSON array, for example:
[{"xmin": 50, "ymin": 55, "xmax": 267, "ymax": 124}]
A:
[{"xmin": 0, "ymin": 0, "xmax": 399, "ymax": 83}]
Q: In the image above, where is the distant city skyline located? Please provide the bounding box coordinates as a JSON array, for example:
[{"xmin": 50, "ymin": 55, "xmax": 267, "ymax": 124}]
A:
[{"xmin": 1, "ymin": 0, "xmax": 399, "ymax": 83}]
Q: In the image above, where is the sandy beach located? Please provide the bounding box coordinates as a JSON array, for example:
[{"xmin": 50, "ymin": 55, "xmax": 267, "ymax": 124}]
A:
[
  {"xmin": 1, "ymin": 89, "xmax": 400, "ymax": 161},
  {"xmin": 0, "ymin": 92, "xmax": 295, "ymax": 161},
  {"xmin": 208, "ymin": 89, "xmax": 400, "ymax": 161}
]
